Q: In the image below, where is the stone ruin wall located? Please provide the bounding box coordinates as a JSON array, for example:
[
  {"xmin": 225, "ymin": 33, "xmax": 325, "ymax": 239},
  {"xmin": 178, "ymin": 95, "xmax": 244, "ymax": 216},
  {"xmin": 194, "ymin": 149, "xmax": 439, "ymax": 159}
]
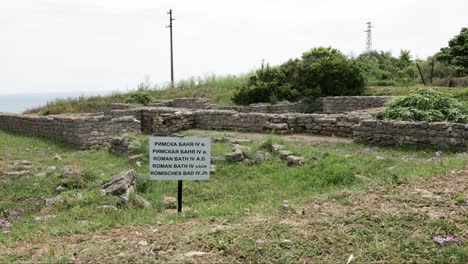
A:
[
  {"xmin": 2, "ymin": 95, "xmax": 467, "ymax": 149},
  {"xmin": 132, "ymin": 107, "xmax": 377, "ymax": 138},
  {"xmin": 0, "ymin": 113, "xmax": 140, "ymax": 149},
  {"xmin": 354, "ymin": 120, "xmax": 468, "ymax": 149},
  {"xmin": 149, "ymin": 96, "xmax": 390, "ymax": 114},
  {"xmin": 322, "ymin": 96, "xmax": 390, "ymax": 114}
]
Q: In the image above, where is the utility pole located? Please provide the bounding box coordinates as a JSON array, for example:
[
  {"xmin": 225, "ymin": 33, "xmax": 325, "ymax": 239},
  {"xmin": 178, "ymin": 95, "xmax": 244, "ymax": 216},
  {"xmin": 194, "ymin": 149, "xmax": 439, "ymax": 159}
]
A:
[
  {"xmin": 167, "ymin": 9, "xmax": 175, "ymax": 86},
  {"xmin": 364, "ymin": 22, "xmax": 373, "ymax": 52}
]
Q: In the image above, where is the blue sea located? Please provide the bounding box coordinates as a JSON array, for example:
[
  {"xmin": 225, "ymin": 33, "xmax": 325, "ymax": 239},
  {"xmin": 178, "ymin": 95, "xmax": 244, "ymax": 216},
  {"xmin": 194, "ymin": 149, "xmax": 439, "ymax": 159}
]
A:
[{"xmin": 0, "ymin": 91, "xmax": 110, "ymax": 113}]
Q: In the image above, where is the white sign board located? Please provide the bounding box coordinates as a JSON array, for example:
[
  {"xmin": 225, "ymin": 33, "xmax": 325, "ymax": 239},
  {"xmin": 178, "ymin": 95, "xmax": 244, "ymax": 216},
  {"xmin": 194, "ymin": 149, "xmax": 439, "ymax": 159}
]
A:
[{"xmin": 149, "ymin": 137, "xmax": 211, "ymax": 180}]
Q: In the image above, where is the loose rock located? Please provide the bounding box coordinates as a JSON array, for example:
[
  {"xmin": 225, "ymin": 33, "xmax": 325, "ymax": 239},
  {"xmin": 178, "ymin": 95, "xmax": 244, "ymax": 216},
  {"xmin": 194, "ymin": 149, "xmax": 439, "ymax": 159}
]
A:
[
  {"xmin": 102, "ymin": 169, "xmax": 136, "ymax": 202},
  {"xmin": 287, "ymin": 155, "xmax": 305, "ymax": 166},
  {"xmin": 61, "ymin": 166, "xmax": 83, "ymax": 179}
]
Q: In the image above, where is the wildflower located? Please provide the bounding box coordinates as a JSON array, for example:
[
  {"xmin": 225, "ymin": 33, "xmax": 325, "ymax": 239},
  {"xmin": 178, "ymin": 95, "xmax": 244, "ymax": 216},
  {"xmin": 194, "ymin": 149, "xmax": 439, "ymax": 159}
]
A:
[
  {"xmin": 2, "ymin": 230, "xmax": 10, "ymax": 235},
  {"xmin": 256, "ymin": 239, "xmax": 265, "ymax": 244},
  {"xmin": 0, "ymin": 220, "xmax": 10, "ymax": 227},
  {"xmin": 435, "ymin": 151, "xmax": 442, "ymax": 157},
  {"xmin": 282, "ymin": 200, "xmax": 289, "ymax": 208},
  {"xmin": 433, "ymin": 236, "xmax": 459, "ymax": 244}
]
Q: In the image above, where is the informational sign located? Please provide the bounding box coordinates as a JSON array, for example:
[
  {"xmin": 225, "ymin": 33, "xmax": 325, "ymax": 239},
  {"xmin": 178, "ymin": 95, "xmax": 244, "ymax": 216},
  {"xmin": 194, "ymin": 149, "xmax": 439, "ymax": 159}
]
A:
[{"xmin": 149, "ymin": 137, "xmax": 211, "ymax": 180}]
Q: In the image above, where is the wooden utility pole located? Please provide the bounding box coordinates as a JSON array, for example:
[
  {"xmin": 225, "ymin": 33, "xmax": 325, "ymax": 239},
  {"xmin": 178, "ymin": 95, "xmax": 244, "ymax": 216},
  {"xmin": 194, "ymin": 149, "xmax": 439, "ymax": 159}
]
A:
[{"xmin": 167, "ymin": 9, "xmax": 175, "ymax": 86}]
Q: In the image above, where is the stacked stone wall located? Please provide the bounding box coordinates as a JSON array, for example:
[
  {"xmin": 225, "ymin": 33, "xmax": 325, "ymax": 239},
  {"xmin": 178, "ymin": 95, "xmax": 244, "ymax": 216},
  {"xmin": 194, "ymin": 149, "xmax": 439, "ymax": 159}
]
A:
[
  {"xmin": 218, "ymin": 99, "xmax": 323, "ymax": 114},
  {"xmin": 139, "ymin": 108, "xmax": 375, "ymax": 137},
  {"xmin": 0, "ymin": 113, "xmax": 140, "ymax": 149},
  {"xmin": 323, "ymin": 96, "xmax": 390, "ymax": 114},
  {"xmin": 150, "ymin": 97, "xmax": 389, "ymax": 114},
  {"xmin": 354, "ymin": 120, "xmax": 468, "ymax": 148}
]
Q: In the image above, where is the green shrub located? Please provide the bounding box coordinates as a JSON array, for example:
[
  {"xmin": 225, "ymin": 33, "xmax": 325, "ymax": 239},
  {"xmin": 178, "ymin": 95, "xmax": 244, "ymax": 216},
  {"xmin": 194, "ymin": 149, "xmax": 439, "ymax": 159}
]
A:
[
  {"xmin": 125, "ymin": 91, "xmax": 154, "ymax": 106},
  {"xmin": 383, "ymin": 88, "xmax": 468, "ymax": 123},
  {"xmin": 232, "ymin": 47, "xmax": 366, "ymax": 105}
]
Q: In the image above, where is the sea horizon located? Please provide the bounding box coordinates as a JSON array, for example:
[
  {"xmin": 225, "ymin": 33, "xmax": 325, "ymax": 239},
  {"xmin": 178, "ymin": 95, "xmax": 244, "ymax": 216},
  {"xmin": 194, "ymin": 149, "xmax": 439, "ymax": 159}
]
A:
[{"xmin": 0, "ymin": 91, "xmax": 113, "ymax": 113}]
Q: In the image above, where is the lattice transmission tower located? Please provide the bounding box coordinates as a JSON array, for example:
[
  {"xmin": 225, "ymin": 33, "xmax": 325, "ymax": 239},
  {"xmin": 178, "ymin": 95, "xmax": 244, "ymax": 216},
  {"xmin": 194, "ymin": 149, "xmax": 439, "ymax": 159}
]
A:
[{"xmin": 364, "ymin": 22, "xmax": 373, "ymax": 52}]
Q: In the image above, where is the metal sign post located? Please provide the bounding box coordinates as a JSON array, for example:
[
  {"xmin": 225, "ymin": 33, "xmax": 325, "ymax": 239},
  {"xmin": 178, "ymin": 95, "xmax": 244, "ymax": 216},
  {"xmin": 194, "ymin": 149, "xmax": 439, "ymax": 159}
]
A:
[{"xmin": 149, "ymin": 137, "xmax": 211, "ymax": 213}]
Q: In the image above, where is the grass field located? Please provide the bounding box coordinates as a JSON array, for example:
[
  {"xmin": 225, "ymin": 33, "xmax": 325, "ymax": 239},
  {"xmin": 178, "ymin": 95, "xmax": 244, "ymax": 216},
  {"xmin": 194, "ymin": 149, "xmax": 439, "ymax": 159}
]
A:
[{"xmin": 0, "ymin": 129, "xmax": 467, "ymax": 263}]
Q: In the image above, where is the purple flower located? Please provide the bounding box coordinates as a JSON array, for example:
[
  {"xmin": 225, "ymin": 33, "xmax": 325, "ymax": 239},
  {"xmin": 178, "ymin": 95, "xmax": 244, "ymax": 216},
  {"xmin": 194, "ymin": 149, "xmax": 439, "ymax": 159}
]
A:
[
  {"xmin": 2, "ymin": 230, "xmax": 10, "ymax": 235},
  {"xmin": 433, "ymin": 236, "xmax": 459, "ymax": 244},
  {"xmin": 0, "ymin": 219, "xmax": 10, "ymax": 227},
  {"xmin": 256, "ymin": 239, "xmax": 265, "ymax": 244}
]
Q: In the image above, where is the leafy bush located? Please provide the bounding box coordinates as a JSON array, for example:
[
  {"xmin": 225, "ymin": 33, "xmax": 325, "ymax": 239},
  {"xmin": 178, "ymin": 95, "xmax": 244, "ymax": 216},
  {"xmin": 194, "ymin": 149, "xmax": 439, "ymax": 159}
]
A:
[
  {"xmin": 435, "ymin": 28, "xmax": 468, "ymax": 75},
  {"xmin": 125, "ymin": 90, "xmax": 154, "ymax": 106},
  {"xmin": 355, "ymin": 50, "xmax": 418, "ymax": 86},
  {"xmin": 232, "ymin": 47, "xmax": 366, "ymax": 105},
  {"xmin": 383, "ymin": 88, "xmax": 468, "ymax": 123}
]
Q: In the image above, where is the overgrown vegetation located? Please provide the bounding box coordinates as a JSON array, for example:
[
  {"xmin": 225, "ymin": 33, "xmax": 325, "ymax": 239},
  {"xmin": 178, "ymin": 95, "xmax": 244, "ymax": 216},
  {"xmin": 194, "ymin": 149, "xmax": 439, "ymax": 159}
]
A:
[
  {"xmin": 0, "ymin": 129, "xmax": 467, "ymax": 262},
  {"xmin": 232, "ymin": 47, "xmax": 366, "ymax": 105},
  {"xmin": 383, "ymin": 88, "xmax": 468, "ymax": 123}
]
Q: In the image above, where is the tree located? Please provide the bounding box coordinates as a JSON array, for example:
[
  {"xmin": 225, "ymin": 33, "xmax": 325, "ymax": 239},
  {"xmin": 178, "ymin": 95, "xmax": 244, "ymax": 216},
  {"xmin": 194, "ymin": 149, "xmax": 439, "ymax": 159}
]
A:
[
  {"xmin": 232, "ymin": 47, "xmax": 366, "ymax": 105},
  {"xmin": 435, "ymin": 28, "xmax": 468, "ymax": 75}
]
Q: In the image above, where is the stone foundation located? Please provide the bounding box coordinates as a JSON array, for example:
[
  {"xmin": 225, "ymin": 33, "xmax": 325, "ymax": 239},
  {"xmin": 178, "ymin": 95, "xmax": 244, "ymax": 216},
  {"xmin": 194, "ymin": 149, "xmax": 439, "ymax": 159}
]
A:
[
  {"xmin": 0, "ymin": 113, "xmax": 140, "ymax": 149},
  {"xmin": 353, "ymin": 120, "xmax": 468, "ymax": 148},
  {"xmin": 323, "ymin": 96, "xmax": 390, "ymax": 114}
]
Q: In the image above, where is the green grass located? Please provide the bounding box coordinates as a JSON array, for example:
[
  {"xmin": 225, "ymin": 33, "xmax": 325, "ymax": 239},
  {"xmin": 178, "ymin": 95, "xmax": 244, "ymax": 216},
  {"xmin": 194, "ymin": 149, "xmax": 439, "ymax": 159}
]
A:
[
  {"xmin": 0, "ymin": 129, "xmax": 467, "ymax": 262},
  {"xmin": 24, "ymin": 74, "xmax": 249, "ymax": 115},
  {"xmin": 365, "ymin": 85, "xmax": 468, "ymax": 101}
]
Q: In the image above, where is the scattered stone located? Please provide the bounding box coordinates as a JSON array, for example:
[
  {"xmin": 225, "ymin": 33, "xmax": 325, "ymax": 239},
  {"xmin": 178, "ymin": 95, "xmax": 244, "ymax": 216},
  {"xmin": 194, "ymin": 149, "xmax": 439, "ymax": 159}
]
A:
[
  {"xmin": 61, "ymin": 166, "xmax": 83, "ymax": 179},
  {"xmin": 211, "ymin": 156, "xmax": 225, "ymax": 162},
  {"xmin": 15, "ymin": 160, "xmax": 33, "ymax": 168},
  {"xmin": 98, "ymin": 205, "xmax": 118, "ymax": 211},
  {"xmin": 55, "ymin": 185, "xmax": 68, "ymax": 194},
  {"xmin": 233, "ymin": 144, "xmax": 251, "ymax": 153},
  {"xmin": 44, "ymin": 195, "xmax": 64, "ymax": 206},
  {"xmin": 254, "ymin": 152, "xmax": 272, "ymax": 163},
  {"xmin": 287, "ymin": 155, "xmax": 305, "ymax": 166},
  {"xmin": 228, "ymin": 138, "xmax": 251, "ymax": 144},
  {"xmin": 34, "ymin": 172, "xmax": 47, "ymax": 177},
  {"xmin": 109, "ymin": 136, "xmax": 141, "ymax": 156},
  {"xmin": 184, "ymin": 251, "xmax": 211, "ymax": 258},
  {"xmin": 53, "ymin": 153, "xmax": 61, "ymax": 161},
  {"xmin": 243, "ymin": 159, "xmax": 255, "ymax": 166},
  {"xmin": 79, "ymin": 220, "xmax": 91, "ymax": 226},
  {"xmin": 128, "ymin": 154, "xmax": 144, "ymax": 161},
  {"xmin": 133, "ymin": 194, "xmax": 151, "ymax": 209},
  {"xmin": 46, "ymin": 166, "xmax": 57, "ymax": 175},
  {"xmin": 34, "ymin": 215, "xmax": 57, "ymax": 221},
  {"xmin": 138, "ymin": 240, "xmax": 148, "ymax": 246},
  {"xmin": 279, "ymin": 150, "xmax": 293, "ymax": 160},
  {"xmin": 213, "ymin": 137, "xmax": 226, "ymax": 143},
  {"xmin": 163, "ymin": 196, "xmax": 177, "ymax": 205},
  {"xmin": 272, "ymin": 144, "xmax": 285, "ymax": 153},
  {"xmin": 376, "ymin": 156, "xmax": 385, "ymax": 160},
  {"xmin": 225, "ymin": 151, "xmax": 244, "ymax": 162},
  {"xmin": 210, "ymin": 165, "xmax": 216, "ymax": 174},
  {"xmin": 136, "ymin": 161, "xmax": 142, "ymax": 167},
  {"xmin": 102, "ymin": 170, "xmax": 136, "ymax": 202},
  {"xmin": 5, "ymin": 171, "xmax": 30, "ymax": 177}
]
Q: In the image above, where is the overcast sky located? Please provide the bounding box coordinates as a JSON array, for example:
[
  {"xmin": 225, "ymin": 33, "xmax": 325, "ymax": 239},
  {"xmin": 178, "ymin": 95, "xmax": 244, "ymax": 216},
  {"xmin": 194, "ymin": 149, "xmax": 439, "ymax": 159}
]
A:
[{"xmin": 0, "ymin": 0, "xmax": 466, "ymax": 94}]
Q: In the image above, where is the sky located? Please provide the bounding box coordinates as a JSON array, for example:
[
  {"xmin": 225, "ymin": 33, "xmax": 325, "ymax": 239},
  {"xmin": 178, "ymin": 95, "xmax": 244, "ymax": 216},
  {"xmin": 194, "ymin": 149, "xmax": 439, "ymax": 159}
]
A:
[{"xmin": 0, "ymin": 0, "xmax": 467, "ymax": 94}]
